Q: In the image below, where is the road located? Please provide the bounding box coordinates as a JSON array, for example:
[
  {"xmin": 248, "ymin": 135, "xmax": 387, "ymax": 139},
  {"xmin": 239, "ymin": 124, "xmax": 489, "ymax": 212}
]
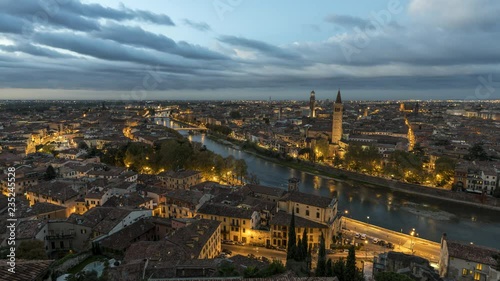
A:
[
  {"xmin": 344, "ymin": 218, "xmax": 440, "ymax": 263},
  {"xmin": 222, "ymin": 244, "xmax": 380, "ymax": 266}
]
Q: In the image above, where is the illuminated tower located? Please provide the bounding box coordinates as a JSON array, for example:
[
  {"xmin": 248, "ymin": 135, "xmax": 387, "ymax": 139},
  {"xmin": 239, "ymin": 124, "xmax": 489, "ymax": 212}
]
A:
[
  {"xmin": 309, "ymin": 90, "xmax": 316, "ymax": 118},
  {"xmin": 331, "ymin": 90, "xmax": 343, "ymax": 144}
]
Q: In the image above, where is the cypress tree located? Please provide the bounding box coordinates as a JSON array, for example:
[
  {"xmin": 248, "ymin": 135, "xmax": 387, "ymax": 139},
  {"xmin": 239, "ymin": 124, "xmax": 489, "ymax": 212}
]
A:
[
  {"xmin": 315, "ymin": 232, "xmax": 326, "ymax": 276},
  {"xmin": 286, "ymin": 211, "xmax": 297, "ymax": 260},
  {"xmin": 326, "ymin": 258, "xmax": 333, "ymax": 277},
  {"xmin": 345, "ymin": 245, "xmax": 357, "ymax": 281},
  {"xmin": 300, "ymin": 228, "xmax": 308, "ymax": 261},
  {"xmin": 333, "ymin": 259, "xmax": 346, "ymax": 281}
]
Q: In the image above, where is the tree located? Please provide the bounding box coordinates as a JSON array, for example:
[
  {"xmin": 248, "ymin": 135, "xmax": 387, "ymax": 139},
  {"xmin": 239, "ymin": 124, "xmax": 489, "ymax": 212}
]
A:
[
  {"xmin": 434, "ymin": 156, "xmax": 456, "ymax": 187},
  {"xmin": 217, "ymin": 260, "xmax": 239, "ymax": 277},
  {"xmin": 17, "ymin": 240, "xmax": 48, "ymax": 260},
  {"xmin": 344, "ymin": 144, "xmax": 381, "ymax": 173},
  {"xmin": 315, "ymin": 232, "xmax": 327, "ymax": 276},
  {"xmin": 234, "ymin": 159, "xmax": 248, "ymax": 183},
  {"xmin": 243, "ymin": 266, "xmax": 260, "ymax": 278},
  {"xmin": 332, "ymin": 259, "xmax": 346, "ymax": 281},
  {"xmin": 315, "ymin": 138, "xmax": 330, "ymax": 162},
  {"xmin": 493, "ymin": 187, "xmax": 500, "ymax": 198},
  {"xmin": 326, "ymin": 258, "xmax": 333, "ymax": 277},
  {"xmin": 229, "ymin": 111, "xmax": 241, "ymax": 119},
  {"xmin": 263, "ymin": 260, "xmax": 286, "ymax": 276},
  {"xmin": 66, "ymin": 270, "xmax": 101, "ymax": 281},
  {"xmin": 375, "ymin": 272, "xmax": 413, "ymax": 281},
  {"xmin": 345, "ymin": 246, "xmax": 357, "ymax": 281},
  {"xmin": 298, "ymin": 228, "xmax": 308, "ymax": 262},
  {"xmin": 286, "ymin": 211, "xmax": 297, "ymax": 261},
  {"xmin": 465, "ymin": 143, "xmax": 489, "ymax": 161},
  {"xmin": 45, "ymin": 165, "xmax": 57, "ymax": 180},
  {"xmin": 78, "ymin": 141, "xmax": 89, "ymax": 150}
]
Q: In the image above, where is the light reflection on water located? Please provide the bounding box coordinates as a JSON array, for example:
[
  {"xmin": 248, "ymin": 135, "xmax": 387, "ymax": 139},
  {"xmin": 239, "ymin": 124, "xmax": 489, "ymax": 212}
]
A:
[{"xmin": 158, "ymin": 118, "xmax": 500, "ymax": 248}]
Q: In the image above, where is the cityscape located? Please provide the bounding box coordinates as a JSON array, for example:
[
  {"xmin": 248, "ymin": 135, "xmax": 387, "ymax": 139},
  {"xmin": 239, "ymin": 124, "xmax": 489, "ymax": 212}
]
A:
[{"xmin": 1, "ymin": 1, "xmax": 500, "ymax": 281}]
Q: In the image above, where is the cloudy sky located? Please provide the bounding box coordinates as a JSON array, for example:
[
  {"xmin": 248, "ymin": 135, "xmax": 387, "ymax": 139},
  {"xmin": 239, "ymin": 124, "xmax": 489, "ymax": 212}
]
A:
[{"xmin": 0, "ymin": 0, "xmax": 499, "ymax": 100}]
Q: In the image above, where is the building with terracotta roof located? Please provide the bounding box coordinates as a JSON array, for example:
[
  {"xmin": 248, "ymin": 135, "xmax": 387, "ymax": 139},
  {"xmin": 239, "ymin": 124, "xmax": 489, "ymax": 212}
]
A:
[
  {"xmin": 439, "ymin": 234, "xmax": 500, "ymax": 280},
  {"xmin": 158, "ymin": 169, "xmax": 202, "ymax": 190}
]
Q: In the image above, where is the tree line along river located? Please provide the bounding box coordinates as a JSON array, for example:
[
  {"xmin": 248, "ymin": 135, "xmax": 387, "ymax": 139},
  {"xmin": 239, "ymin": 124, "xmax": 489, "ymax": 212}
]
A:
[{"xmin": 157, "ymin": 118, "xmax": 500, "ymax": 249}]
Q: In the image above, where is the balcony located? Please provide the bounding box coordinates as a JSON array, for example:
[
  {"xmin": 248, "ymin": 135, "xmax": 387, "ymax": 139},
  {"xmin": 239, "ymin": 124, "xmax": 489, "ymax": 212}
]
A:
[{"xmin": 46, "ymin": 233, "xmax": 76, "ymax": 240}]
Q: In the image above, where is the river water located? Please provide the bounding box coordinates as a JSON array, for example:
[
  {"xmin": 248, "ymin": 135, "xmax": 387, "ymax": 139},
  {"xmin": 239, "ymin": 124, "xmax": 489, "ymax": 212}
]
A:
[{"xmin": 157, "ymin": 118, "xmax": 500, "ymax": 249}]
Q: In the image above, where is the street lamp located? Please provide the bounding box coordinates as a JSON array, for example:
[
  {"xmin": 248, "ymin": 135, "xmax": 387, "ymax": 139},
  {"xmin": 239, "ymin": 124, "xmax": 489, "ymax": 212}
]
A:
[
  {"xmin": 364, "ymin": 240, "xmax": 368, "ymax": 259},
  {"xmin": 410, "ymin": 228, "xmax": 418, "ymax": 254}
]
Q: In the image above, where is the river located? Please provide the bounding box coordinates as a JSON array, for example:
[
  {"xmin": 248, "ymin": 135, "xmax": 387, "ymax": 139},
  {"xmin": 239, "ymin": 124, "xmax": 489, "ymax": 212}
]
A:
[{"xmin": 157, "ymin": 118, "xmax": 500, "ymax": 249}]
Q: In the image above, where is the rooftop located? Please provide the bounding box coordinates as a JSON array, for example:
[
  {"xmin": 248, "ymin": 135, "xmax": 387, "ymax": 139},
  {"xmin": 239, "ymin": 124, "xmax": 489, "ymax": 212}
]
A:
[
  {"xmin": 270, "ymin": 211, "xmax": 328, "ymax": 229},
  {"xmin": 280, "ymin": 191, "xmax": 335, "ymax": 208},
  {"xmin": 198, "ymin": 203, "xmax": 255, "ymax": 219},
  {"xmin": 446, "ymin": 240, "xmax": 500, "ymax": 267}
]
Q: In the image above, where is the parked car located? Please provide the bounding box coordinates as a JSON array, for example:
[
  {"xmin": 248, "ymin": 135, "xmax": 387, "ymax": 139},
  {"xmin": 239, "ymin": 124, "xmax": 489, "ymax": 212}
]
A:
[
  {"xmin": 261, "ymin": 256, "xmax": 270, "ymax": 263},
  {"xmin": 372, "ymin": 238, "xmax": 379, "ymax": 244},
  {"xmin": 326, "ymin": 249, "xmax": 336, "ymax": 254},
  {"xmin": 265, "ymin": 245, "xmax": 276, "ymax": 250},
  {"xmin": 236, "ymin": 241, "xmax": 246, "ymax": 246},
  {"xmin": 247, "ymin": 253, "xmax": 256, "ymax": 259},
  {"xmin": 277, "ymin": 246, "xmax": 287, "ymax": 252},
  {"xmin": 360, "ymin": 234, "xmax": 367, "ymax": 240},
  {"xmin": 355, "ymin": 233, "xmax": 360, "ymax": 239},
  {"xmin": 222, "ymin": 240, "xmax": 236, "ymax": 245},
  {"xmin": 222, "ymin": 249, "xmax": 232, "ymax": 256},
  {"xmin": 377, "ymin": 240, "xmax": 386, "ymax": 246},
  {"xmin": 386, "ymin": 242, "xmax": 394, "ymax": 249}
]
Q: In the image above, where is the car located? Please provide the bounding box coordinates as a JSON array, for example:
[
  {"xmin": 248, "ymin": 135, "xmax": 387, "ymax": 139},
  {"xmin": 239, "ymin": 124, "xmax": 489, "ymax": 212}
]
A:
[
  {"xmin": 326, "ymin": 249, "xmax": 336, "ymax": 254},
  {"xmin": 261, "ymin": 256, "xmax": 270, "ymax": 263},
  {"xmin": 355, "ymin": 233, "xmax": 360, "ymax": 239},
  {"xmin": 277, "ymin": 246, "xmax": 287, "ymax": 252},
  {"xmin": 222, "ymin": 240, "xmax": 236, "ymax": 245},
  {"xmin": 360, "ymin": 234, "xmax": 367, "ymax": 240},
  {"xmin": 247, "ymin": 253, "xmax": 256, "ymax": 259},
  {"xmin": 377, "ymin": 240, "xmax": 386, "ymax": 246},
  {"xmin": 236, "ymin": 241, "xmax": 246, "ymax": 246},
  {"xmin": 386, "ymin": 242, "xmax": 394, "ymax": 249},
  {"xmin": 372, "ymin": 238, "xmax": 379, "ymax": 244},
  {"xmin": 265, "ymin": 245, "xmax": 276, "ymax": 250},
  {"xmin": 222, "ymin": 249, "xmax": 232, "ymax": 256}
]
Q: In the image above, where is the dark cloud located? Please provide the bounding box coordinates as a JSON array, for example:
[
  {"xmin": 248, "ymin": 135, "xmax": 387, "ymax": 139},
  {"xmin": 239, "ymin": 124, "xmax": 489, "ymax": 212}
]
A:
[
  {"xmin": 0, "ymin": 43, "xmax": 75, "ymax": 58},
  {"xmin": 182, "ymin": 19, "xmax": 211, "ymax": 32},
  {"xmin": 0, "ymin": 0, "xmax": 499, "ymax": 99},
  {"xmin": 218, "ymin": 35, "xmax": 301, "ymax": 60},
  {"xmin": 325, "ymin": 14, "xmax": 369, "ymax": 28},
  {"xmin": 0, "ymin": 0, "xmax": 174, "ymax": 34},
  {"xmin": 0, "ymin": 13, "xmax": 29, "ymax": 34},
  {"xmin": 92, "ymin": 23, "xmax": 226, "ymax": 60},
  {"xmin": 32, "ymin": 32, "xmax": 200, "ymax": 73}
]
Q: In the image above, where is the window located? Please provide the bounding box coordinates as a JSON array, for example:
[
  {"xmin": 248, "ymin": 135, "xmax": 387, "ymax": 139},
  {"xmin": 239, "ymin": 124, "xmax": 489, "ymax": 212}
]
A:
[
  {"xmin": 462, "ymin": 268, "xmax": 468, "ymax": 276},
  {"xmin": 243, "ymin": 228, "xmax": 245, "ymax": 233},
  {"xmin": 296, "ymin": 207, "xmax": 299, "ymax": 213},
  {"xmin": 476, "ymin": 264, "xmax": 483, "ymax": 271},
  {"xmin": 60, "ymin": 241, "xmax": 64, "ymax": 248},
  {"xmin": 316, "ymin": 212, "xmax": 320, "ymax": 219},
  {"xmin": 306, "ymin": 210, "xmax": 310, "ymax": 216},
  {"xmin": 474, "ymin": 272, "xmax": 480, "ymax": 280},
  {"xmin": 243, "ymin": 220, "xmax": 246, "ymax": 225}
]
